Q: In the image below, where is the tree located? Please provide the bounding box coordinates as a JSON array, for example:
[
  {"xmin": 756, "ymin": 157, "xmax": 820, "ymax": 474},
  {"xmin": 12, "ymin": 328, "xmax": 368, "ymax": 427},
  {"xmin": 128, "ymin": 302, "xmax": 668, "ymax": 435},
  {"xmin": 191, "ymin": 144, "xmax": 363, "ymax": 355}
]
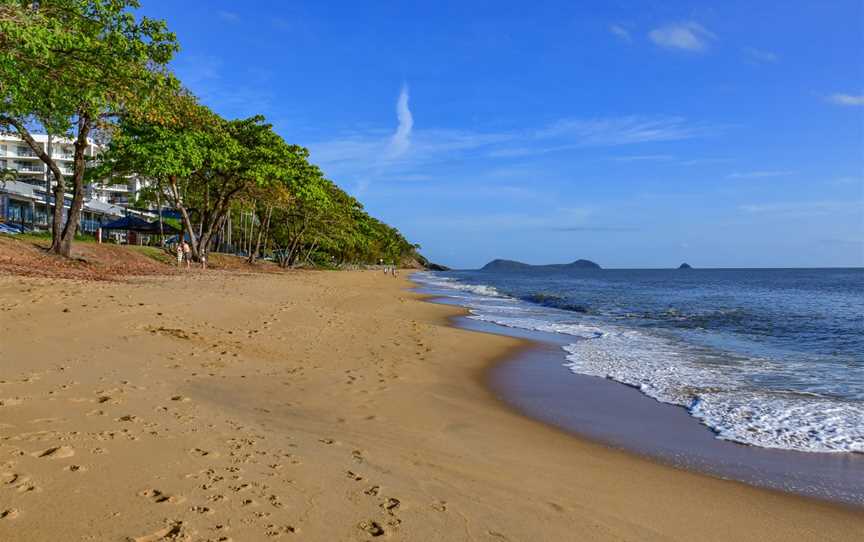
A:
[
  {"xmin": 100, "ymin": 93, "xmax": 318, "ymax": 263},
  {"xmin": 0, "ymin": 0, "xmax": 178, "ymax": 256}
]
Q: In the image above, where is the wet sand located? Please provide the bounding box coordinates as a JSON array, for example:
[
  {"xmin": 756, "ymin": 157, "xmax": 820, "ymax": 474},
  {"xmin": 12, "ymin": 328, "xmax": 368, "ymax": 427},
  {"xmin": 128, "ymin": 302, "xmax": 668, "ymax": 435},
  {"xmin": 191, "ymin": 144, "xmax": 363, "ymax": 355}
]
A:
[
  {"xmin": 466, "ymin": 317, "xmax": 864, "ymax": 506},
  {"xmin": 0, "ymin": 271, "xmax": 861, "ymax": 541}
]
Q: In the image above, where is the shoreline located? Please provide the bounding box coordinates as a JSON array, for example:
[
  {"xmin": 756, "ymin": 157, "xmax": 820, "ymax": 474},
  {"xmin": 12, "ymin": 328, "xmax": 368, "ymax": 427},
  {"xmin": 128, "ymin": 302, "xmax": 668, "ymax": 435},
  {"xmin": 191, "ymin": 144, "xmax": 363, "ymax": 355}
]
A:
[
  {"xmin": 412, "ymin": 273, "xmax": 864, "ymax": 507},
  {"xmin": 472, "ymin": 316, "xmax": 864, "ymax": 507},
  {"xmin": 0, "ymin": 270, "xmax": 861, "ymax": 540}
]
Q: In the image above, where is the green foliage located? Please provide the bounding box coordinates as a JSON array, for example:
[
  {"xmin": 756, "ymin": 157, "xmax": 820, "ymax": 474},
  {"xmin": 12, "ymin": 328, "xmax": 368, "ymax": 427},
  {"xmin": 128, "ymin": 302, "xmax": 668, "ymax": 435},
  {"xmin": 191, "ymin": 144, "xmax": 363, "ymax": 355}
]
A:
[
  {"xmin": 0, "ymin": 0, "xmax": 179, "ymax": 132},
  {"xmin": 0, "ymin": 0, "xmax": 179, "ymax": 256},
  {"xmin": 2, "ymin": 0, "xmax": 425, "ymax": 267}
]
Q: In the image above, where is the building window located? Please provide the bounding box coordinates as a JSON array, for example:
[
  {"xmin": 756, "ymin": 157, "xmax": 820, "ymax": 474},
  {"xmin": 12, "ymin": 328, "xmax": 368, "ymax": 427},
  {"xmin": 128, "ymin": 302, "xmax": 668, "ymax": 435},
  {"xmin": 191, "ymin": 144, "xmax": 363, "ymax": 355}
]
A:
[{"xmin": 6, "ymin": 199, "xmax": 34, "ymax": 224}]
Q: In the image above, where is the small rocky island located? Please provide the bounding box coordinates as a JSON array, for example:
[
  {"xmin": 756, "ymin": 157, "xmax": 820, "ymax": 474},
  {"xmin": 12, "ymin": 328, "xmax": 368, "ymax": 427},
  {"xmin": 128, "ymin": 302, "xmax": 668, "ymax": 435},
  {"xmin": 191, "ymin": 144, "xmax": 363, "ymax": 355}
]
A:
[
  {"xmin": 678, "ymin": 263, "xmax": 693, "ymax": 269},
  {"xmin": 481, "ymin": 258, "xmax": 602, "ymax": 272}
]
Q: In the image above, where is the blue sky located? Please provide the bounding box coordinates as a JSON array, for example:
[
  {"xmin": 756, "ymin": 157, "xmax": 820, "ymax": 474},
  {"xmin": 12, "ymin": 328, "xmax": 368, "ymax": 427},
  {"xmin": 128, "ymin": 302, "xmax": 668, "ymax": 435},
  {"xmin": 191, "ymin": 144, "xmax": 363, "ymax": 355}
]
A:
[{"xmin": 141, "ymin": 1, "xmax": 863, "ymax": 268}]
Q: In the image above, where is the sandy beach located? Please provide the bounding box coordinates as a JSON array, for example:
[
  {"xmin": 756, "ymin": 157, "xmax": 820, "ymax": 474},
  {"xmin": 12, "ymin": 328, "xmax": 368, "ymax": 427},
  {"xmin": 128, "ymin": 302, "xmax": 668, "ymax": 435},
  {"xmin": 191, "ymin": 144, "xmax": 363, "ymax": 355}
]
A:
[{"xmin": 0, "ymin": 270, "xmax": 861, "ymax": 541}]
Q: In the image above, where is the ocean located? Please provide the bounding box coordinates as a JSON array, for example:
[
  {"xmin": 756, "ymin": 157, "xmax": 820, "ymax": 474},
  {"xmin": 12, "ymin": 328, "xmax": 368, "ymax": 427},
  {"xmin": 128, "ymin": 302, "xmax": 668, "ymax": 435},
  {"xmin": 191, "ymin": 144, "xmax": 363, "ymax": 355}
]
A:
[{"xmin": 413, "ymin": 267, "xmax": 864, "ymax": 455}]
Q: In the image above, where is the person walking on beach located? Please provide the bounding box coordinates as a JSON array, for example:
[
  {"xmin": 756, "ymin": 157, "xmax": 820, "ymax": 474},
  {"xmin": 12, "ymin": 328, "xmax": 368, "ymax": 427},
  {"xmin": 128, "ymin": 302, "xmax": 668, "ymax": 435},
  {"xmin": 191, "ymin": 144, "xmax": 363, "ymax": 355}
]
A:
[
  {"xmin": 175, "ymin": 242, "xmax": 183, "ymax": 268},
  {"xmin": 182, "ymin": 241, "xmax": 192, "ymax": 269}
]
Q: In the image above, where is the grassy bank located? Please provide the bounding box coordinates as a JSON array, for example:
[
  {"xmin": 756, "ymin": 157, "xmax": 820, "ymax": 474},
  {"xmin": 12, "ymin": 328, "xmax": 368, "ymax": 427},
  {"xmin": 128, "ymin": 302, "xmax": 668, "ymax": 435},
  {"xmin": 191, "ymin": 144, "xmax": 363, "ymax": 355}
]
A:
[{"xmin": 0, "ymin": 234, "xmax": 283, "ymax": 281}]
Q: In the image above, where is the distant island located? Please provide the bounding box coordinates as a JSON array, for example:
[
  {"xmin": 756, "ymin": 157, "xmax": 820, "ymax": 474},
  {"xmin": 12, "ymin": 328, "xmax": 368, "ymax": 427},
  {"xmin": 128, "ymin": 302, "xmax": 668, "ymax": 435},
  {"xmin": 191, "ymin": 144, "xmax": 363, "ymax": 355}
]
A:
[
  {"xmin": 480, "ymin": 258, "xmax": 602, "ymax": 272},
  {"xmin": 678, "ymin": 263, "xmax": 693, "ymax": 269}
]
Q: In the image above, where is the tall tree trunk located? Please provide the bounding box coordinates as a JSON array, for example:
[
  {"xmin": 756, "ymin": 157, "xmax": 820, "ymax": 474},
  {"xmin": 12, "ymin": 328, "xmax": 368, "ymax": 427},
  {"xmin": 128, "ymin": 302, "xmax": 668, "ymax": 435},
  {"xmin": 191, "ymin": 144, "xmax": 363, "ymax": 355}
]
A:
[
  {"xmin": 57, "ymin": 114, "xmax": 92, "ymax": 257},
  {"xmin": 248, "ymin": 205, "xmax": 272, "ymax": 264},
  {"xmin": 303, "ymin": 239, "xmax": 318, "ymax": 266},
  {"xmin": 168, "ymin": 175, "xmax": 200, "ymax": 260},
  {"xmin": 245, "ymin": 209, "xmax": 254, "ymax": 256},
  {"xmin": 0, "ymin": 116, "xmax": 67, "ymax": 252},
  {"xmin": 202, "ymin": 212, "xmax": 229, "ymax": 262},
  {"xmin": 155, "ymin": 185, "xmax": 165, "ymax": 247}
]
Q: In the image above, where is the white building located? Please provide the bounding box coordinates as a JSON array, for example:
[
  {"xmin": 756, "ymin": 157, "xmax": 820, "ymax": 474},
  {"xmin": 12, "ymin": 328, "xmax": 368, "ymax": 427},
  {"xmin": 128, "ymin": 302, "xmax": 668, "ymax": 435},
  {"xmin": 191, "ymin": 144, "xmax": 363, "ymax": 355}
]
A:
[{"xmin": 0, "ymin": 133, "xmax": 145, "ymax": 206}]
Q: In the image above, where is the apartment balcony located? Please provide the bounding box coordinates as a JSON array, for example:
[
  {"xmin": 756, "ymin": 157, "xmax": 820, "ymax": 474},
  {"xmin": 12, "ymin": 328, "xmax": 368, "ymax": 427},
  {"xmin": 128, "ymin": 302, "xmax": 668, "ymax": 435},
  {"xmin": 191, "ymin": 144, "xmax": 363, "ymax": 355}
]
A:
[{"xmin": 94, "ymin": 184, "xmax": 131, "ymax": 193}]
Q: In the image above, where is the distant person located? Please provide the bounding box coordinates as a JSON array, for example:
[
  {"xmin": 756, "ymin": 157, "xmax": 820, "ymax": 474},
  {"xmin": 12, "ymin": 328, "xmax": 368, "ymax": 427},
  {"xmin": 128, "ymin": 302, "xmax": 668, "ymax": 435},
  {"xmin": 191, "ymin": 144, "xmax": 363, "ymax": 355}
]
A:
[
  {"xmin": 200, "ymin": 253, "xmax": 207, "ymax": 270},
  {"xmin": 175, "ymin": 243, "xmax": 183, "ymax": 267},
  {"xmin": 182, "ymin": 241, "xmax": 192, "ymax": 269}
]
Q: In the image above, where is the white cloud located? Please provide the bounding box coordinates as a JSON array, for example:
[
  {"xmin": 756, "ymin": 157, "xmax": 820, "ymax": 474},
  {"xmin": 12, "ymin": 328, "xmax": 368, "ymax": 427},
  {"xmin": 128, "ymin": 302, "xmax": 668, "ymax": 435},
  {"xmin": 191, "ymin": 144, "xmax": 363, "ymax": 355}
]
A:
[
  {"xmin": 173, "ymin": 54, "xmax": 278, "ymax": 119},
  {"xmin": 217, "ymin": 10, "xmax": 240, "ymax": 22},
  {"xmin": 679, "ymin": 157, "xmax": 732, "ymax": 166},
  {"xmin": 738, "ymin": 200, "xmax": 859, "ymax": 217},
  {"xmin": 609, "ymin": 24, "xmax": 631, "ymax": 42},
  {"xmin": 832, "ymin": 176, "xmax": 864, "ymax": 186},
  {"xmin": 611, "ymin": 154, "xmax": 675, "ymax": 162},
  {"xmin": 387, "ymin": 84, "xmax": 414, "ymax": 159},
  {"xmin": 648, "ymin": 22, "xmax": 716, "ymax": 52},
  {"xmin": 308, "ymin": 110, "xmax": 716, "ymax": 195},
  {"xmin": 413, "ymin": 207, "xmax": 595, "ymax": 232},
  {"xmin": 535, "ymin": 116, "xmax": 708, "ymax": 145},
  {"xmin": 743, "ymin": 47, "xmax": 778, "ymax": 63},
  {"xmin": 827, "ymin": 94, "xmax": 864, "ymax": 106},
  {"xmin": 727, "ymin": 170, "xmax": 794, "ymax": 179}
]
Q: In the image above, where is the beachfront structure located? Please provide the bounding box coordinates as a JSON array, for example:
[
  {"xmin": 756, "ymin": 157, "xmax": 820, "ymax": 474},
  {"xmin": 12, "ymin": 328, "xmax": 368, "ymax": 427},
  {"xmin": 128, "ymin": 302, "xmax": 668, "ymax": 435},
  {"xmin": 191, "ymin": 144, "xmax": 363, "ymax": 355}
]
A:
[
  {"xmin": 0, "ymin": 133, "xmax": 97, "ymax": 184},
  {"xmin": 0, "ymin": 179, "xmax": 127, "ymax": 234},
  {"xmin": 0, "ymin": 133, "xmax": 156, "ymax": 234},
  {"xmin": 0, "ymin": 133, "xmax": 147, "ymax": 206}
]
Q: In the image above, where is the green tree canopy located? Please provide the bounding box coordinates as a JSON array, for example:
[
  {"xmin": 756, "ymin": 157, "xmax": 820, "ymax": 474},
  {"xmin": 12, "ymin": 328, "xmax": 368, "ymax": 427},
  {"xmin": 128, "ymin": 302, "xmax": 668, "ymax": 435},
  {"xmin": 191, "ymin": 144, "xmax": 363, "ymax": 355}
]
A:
[{"xmin": 0, "ymin": 0, "xmax": 178, "ymax": 256}]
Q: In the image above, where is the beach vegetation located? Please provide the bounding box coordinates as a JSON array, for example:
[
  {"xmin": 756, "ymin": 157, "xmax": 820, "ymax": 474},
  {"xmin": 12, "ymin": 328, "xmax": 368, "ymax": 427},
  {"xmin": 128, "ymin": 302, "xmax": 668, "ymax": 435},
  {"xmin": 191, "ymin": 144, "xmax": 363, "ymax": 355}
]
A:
[
  {"xmin": 1, "ymin": 0, "xmax": 423, "ymax": 267},
  {"xmin": 0, "ymin": 0, "xmax": 179, "ymax": 257}
]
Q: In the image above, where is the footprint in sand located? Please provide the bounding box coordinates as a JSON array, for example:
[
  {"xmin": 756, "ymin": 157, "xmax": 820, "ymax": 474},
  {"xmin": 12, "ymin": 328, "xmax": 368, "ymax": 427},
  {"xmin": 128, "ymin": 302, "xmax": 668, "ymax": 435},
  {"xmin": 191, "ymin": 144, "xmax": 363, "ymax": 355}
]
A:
[
  {"xmin": 138, "ymin": 488, "xmax": 186, "ymax": 504},
  {"xmin": 381, "ymin": 497, "xmax": 400, "ymax": 514},
  {"xmin": 128, "ymin": 520, "xmax": 189, "ymax": 542},
  {"xmin": 28, "ymin": 417, "xmax": 65, "ymax": 424},
  {"xmin": 358, "ymin": 520, "xmax": 385, "ymax": 537},
  {"xmin": 2, "ymin": 472, "xmax": 25, "ymax": 486},
  {"xmin": 31, "ymin": 446, "xmax": 75, "ymax": 459},
  {"xmin": 2, "ymin": 472, "xmax": 39, "ymax": 494},
  {"xmin": 188, "ymin": 448, "xmax": 219, "ymax": 459},
  {"xmin": 265, "ymin": 524, "xmax": 296, "ymax": 537},
  {"xmin": 0, "ymin": 508, "xmax": 19, "ymax": 520}
]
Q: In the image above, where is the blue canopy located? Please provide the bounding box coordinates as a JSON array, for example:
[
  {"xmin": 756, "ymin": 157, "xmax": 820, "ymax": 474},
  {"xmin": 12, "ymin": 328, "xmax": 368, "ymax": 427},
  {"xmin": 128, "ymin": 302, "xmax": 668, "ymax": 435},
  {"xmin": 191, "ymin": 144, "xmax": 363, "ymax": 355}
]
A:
[{"xmin": 101, "ymin": 215, "xmax": 179, "ymax": 234}]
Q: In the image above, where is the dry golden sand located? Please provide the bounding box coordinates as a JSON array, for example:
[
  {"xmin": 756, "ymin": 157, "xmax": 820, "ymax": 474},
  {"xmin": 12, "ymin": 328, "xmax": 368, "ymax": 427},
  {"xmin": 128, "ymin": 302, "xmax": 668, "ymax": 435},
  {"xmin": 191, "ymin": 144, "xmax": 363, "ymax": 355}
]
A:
[{"xmin": 0, "ymin": 270, "xmax": 861, "ymax": 541}]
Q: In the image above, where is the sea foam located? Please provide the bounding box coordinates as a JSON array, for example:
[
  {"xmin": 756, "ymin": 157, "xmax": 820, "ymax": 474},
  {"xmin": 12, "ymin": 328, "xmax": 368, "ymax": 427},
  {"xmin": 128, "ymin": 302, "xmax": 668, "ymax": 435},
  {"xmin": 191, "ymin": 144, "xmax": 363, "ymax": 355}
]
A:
[
  {"xmin": 414, "ymin": 271, "xmax": 864, "ymax": 454},
  {"xmin": 562, "ymin": 332, "xmax": 864, "ymax": 453}
]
